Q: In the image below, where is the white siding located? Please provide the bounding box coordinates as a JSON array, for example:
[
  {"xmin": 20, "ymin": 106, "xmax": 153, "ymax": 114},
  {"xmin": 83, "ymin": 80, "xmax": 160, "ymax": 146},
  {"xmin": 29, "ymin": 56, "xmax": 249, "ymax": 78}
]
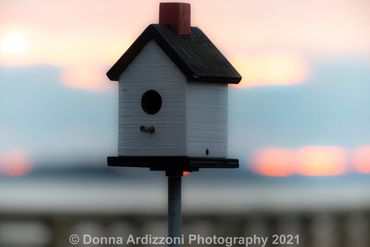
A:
[
  {"xmin": 118, "ymin": 40, "xmax": 187, "ymax": 156},
  {"xmin": 186, "ymin": 82, "xmax": 228, "ymax": 157}
]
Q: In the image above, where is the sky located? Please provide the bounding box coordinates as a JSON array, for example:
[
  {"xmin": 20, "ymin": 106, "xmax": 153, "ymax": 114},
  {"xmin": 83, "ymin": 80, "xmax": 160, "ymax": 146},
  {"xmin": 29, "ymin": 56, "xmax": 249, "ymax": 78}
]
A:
[{"xmin": 0, "ymin": 0, "xmax": 369, "ymax": 176}]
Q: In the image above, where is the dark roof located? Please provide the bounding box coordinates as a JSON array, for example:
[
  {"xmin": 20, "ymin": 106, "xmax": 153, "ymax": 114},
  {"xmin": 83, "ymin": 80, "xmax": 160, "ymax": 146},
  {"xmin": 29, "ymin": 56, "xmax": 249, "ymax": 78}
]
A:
[{"xmin": 107, "ymin": 24, "xmax": 242, "ymax": 84}]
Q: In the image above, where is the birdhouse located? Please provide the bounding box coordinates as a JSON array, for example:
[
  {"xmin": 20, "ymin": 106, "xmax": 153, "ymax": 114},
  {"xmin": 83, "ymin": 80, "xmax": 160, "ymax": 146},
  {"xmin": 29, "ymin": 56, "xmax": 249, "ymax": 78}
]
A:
[{"xmin": 107, "ymin": 3, "xmax": 242, "ymax": 172}]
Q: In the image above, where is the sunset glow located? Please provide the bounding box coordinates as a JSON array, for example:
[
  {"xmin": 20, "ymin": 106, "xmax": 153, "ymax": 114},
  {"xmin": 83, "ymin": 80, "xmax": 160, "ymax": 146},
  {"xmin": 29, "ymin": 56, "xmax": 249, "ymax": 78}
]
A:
[
  {"xmin": 2, "ymin": 0, "xmax": 368, "ymax": 90},
  {"xmin": 296, "ymin": 146, "xmax": 347, "ymax": 176},
  {"xmin": 251, "ymin": 148, "xmax": 295, "ymax": 176},
  {"xmin": 234, "ymin": 52, "xmax": 309, "ymax": 88},
  {"xmin": 251, "ymin": 146, "xmax": 350, "ymax": 176},
  {"xmin": 61, "ymin": 66, "xmax": 109, "ymax": 90},
  {"xmin": 353, "ymin": 146, "xmax": 370, "ymax": 174},
  {"xmin": 0, "ymin": 150, "xmax": 32, "ymax": 176}
]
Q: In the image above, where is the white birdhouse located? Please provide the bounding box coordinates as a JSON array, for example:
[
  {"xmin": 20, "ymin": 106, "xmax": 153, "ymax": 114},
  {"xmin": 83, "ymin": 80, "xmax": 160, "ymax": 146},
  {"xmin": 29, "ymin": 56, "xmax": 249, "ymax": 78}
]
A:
[{"xmin": 107, "ymin": 3, "xmax": 242, "ymax": 172}]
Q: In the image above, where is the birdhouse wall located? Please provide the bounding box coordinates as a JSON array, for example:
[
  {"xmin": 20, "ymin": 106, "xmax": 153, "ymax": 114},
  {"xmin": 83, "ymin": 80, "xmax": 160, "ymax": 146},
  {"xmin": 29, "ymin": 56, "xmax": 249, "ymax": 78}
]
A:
[
  {"xmin": 118, "ymin": 40, "xmax": 187, "ymax": 156},
  {"xmin": 186, "ymin": 82, "xmax": 228, "ymax": 158}
]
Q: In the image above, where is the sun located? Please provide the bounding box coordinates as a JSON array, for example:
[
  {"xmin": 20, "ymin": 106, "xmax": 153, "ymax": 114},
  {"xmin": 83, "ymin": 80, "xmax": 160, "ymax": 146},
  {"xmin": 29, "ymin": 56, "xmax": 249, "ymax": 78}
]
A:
[{"xmin": 1, "ymin": 31, "xmax": 27, "ymax": 54}]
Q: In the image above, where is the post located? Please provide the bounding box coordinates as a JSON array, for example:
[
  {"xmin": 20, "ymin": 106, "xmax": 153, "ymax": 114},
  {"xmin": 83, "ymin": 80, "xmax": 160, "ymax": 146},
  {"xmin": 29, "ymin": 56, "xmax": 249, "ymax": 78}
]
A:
[{"xmin": 167, "ymin": 171, "xmax": 182, "ymax": 246}]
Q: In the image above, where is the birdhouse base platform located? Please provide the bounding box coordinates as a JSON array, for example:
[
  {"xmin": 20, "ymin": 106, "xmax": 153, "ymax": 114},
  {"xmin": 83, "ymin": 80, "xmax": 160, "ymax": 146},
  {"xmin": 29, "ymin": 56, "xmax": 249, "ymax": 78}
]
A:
[{"xmin": 107, "ymin": 156, "xmax": 239, "ymax": 172}]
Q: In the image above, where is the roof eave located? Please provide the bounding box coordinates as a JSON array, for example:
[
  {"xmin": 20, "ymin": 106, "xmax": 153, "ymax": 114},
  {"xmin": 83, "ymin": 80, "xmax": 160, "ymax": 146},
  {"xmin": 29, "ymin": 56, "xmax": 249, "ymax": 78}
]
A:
[
  {"xmin": 106, "ymin": 26, "xmax": 153, "ymax": 81},
  {"xmin": 190, "ymin": 75, "xmax": 242, "ymax": 84}
]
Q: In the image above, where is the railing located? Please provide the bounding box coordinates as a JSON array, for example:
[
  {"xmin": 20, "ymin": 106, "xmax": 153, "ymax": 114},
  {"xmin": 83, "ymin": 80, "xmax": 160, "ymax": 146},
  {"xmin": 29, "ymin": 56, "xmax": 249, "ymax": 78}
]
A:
[{"xmin": 0, "ymin": 210, "xmax": 368, "ymax": 247}]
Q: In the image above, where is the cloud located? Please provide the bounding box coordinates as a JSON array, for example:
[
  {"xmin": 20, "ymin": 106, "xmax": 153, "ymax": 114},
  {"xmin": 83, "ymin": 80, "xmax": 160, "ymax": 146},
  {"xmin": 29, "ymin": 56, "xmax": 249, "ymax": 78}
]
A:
[
  {"xmin": 0, "ymin": 65, "xmax": 118, "ymax": 163},
  {"xmin": 228, "ymin": 59, "xmax": 370, "ymax": 161}
]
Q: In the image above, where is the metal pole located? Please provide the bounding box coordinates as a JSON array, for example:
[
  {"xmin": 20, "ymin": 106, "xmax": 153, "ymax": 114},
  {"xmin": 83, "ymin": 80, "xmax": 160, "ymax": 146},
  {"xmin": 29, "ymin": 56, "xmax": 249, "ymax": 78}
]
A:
[{"xmin": 167, "ymin": 171, "xmax": 182, "ymax": 247}]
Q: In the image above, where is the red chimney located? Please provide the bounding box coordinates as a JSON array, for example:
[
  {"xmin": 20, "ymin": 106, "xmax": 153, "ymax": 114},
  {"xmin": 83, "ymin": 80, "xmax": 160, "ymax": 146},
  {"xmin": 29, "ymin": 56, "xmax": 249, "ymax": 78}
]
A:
[{"xmin": 159, "ymin": 2, "xmax": 191, "ymax": 35}]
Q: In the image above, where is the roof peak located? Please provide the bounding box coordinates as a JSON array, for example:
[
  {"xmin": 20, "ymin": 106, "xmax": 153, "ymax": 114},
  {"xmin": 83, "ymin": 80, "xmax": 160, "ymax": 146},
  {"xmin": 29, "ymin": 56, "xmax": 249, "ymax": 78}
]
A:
[{"xmin": 107, "ymin": 24, "xmax": 241, "ymax": 84}]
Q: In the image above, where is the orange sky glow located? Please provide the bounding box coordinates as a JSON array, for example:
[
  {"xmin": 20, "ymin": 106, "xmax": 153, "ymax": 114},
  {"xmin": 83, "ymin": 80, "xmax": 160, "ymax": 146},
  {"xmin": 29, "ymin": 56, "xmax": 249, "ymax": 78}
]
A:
[
  {"xmin": 251, "ymin": 147, "xmax": 295, "ymax": 176},
  {"xmin": 249, "ymin": 146, "xmax": 370, "ymax": 177},
  {"xmin": 234, "ymin": 52, "xmax": 309, "ymax": 88},
  {"xmin": 1, "ymin": 0, "xmax": 369, "ymax": 90},
  {"xmin": 296, "ymin": 146, "xmax": 347, "ymax": 176},
  {"xmin": 0, "ymin": 150, "xmax": 32, "ymax": 176},
  {"xmin": 352, "ymin": 146, "xmax": 370, "ymax": 174}
]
